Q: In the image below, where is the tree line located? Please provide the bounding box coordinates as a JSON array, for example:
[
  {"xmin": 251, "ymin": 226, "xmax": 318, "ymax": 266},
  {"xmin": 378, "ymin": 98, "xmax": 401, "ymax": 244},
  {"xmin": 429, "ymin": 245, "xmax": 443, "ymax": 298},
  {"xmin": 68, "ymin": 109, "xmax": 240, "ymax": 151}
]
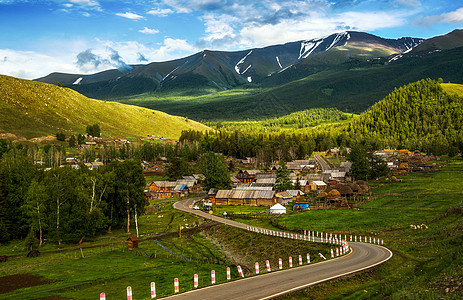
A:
[
  {"xmin": 0, "ymin": 142, "xmax": 146, "ymax": 246},
  {"xmin": 179, "ymin": 79, "xmax": 463, "ymax": 158}
]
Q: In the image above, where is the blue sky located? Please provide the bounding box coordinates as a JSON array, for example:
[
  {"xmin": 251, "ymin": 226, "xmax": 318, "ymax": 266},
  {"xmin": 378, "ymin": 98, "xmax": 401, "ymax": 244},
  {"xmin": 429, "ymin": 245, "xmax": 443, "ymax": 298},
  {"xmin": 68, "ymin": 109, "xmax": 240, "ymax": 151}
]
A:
[{"xmin": 0, "ymin": 0, "xmax": 462, "ymax": 79}]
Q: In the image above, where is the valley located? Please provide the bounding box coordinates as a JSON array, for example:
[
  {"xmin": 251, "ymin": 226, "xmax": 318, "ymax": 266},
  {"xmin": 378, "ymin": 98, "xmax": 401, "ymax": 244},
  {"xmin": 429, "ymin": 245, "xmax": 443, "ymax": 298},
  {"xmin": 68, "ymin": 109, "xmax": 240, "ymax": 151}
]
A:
[{"xmin": 1, "ymin": 26, "xmax": 463, "ymax": 300}]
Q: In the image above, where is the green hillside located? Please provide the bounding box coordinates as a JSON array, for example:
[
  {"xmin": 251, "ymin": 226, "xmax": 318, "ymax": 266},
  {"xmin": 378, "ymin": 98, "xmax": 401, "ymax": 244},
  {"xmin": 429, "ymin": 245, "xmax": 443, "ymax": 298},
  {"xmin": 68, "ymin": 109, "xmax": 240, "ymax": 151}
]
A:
[
  {"xmin": 210, "ymin": 108, "xmax": 355, "ymax": 133},
  {"xmin": 346, "ymin": 79, "xmax": 463, "ymax": 153},
  {"xmin": 0, "ymin": 75, "xmax": 210, "ymax": 139}
]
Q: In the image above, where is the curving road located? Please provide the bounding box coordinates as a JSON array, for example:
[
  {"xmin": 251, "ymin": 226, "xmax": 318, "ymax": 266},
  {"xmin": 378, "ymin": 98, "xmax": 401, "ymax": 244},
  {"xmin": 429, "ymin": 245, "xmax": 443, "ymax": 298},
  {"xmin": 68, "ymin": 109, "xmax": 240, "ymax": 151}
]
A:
[{"xmin": 166, "ymin": 198, "xmax": 392, "ymax": 299}]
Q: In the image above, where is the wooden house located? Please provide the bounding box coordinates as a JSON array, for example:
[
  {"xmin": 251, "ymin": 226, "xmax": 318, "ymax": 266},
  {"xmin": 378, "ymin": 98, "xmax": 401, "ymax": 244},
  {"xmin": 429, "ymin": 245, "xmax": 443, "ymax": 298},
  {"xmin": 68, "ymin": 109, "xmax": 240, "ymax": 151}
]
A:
[
  {"xmin": 275, "ymin": 191, "xmax": 293, "ymax": 204},
  {"xmin": 310, "ymin": 180, "xmax": 327, "ymax": 191},
  {"xmin": 127, "ymin": 236, "xmax": 139, "ymax": 250},
  {"xmin": 214, "ymin": 189, "xmax": 276, "ymax": 206},
  {"xmin": 236, "ymin": 169, "xmax": 260, "ymax": 183}
]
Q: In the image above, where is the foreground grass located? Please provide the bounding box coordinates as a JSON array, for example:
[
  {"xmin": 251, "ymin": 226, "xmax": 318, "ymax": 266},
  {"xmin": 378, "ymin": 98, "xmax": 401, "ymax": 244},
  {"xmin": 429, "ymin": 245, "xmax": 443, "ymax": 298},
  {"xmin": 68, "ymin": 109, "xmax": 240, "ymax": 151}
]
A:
[
  {"xmin": 0, "ymin": 202, "xmax": 332, "ymax": 299},
  {"xmin": 275, "ymin": 160, "xmax": 463, "ymax": 232},
  {"xmin": 276, "ymin": 159, "xmax": 463, "ymax": 299}
]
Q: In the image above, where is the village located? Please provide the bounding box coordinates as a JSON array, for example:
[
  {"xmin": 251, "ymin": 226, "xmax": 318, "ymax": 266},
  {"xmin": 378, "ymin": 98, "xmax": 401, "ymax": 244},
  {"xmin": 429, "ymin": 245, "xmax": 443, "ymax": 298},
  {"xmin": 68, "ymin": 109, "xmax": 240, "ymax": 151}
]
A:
[{"xmin": 140, "ymin": 147, "xmax": 441, "ymax": 215}]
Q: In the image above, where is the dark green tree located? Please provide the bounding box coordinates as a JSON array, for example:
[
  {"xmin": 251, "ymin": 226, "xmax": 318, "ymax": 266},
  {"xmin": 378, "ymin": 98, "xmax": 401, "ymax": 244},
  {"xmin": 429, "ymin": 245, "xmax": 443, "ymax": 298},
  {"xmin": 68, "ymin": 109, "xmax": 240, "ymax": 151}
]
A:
[
  {"xmin": 166, "ymin": 156, "xmax": 191, "ymax": 180},
  {"xmin": 56, "ymin": 132, "xmax": 66, "ymax": 141},
  {"xmin": 348, "ymin": 144, "xmax": 370, "ymax": 180},
  {"xmin": 200, "ymin": 151, "xmax": 232, "ymax": 190},
  {"xmin": 77, "ymin": 133, "xmax": 85, "ymax": 145},
  {"xmin": 275, "ymin": 161, "xmax": 292, "ymax": 191},
  {"xmin": 68, "ymin": 135, "xmax": 77, "ymax": 148}
]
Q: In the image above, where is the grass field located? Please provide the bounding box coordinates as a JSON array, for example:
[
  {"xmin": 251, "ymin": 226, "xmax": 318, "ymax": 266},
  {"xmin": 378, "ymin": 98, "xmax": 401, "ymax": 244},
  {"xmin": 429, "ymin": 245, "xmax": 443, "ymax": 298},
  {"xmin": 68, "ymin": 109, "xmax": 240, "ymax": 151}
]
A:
[
  {"xmin": 0, "ymin": 197, "xmax": 332, "ymax": 299},
  {"xmin": 275, "ymin": 160, "xmax": 463, "ymax": 232}
]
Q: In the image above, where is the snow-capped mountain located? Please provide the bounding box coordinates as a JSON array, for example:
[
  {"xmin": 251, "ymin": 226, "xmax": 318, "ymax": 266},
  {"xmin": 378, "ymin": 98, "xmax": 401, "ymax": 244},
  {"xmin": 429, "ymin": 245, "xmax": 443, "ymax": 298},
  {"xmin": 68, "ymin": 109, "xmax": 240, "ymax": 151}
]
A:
[{"xmin": 36, "ymin": 31, "xmax": 427, "ymax": 99}]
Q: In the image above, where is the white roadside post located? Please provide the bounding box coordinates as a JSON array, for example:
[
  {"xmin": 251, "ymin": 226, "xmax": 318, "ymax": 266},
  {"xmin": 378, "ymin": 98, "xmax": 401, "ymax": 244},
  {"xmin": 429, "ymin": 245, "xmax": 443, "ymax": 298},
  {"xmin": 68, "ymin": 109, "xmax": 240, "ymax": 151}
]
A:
[
  {"xmin": 194, "ymin": 274, "xmax": 199, "ymax": 288},
  {"xmin": 174, "ymin": 278, "xmax": 179, "ymax": 293},
  {"xmin": 150, "ymin": 282, "xmax": 156, "ymax": 298},
  {"xmin": 331, "ymin": 249, "xmax": 334, "ymax": 258},
  {"xmin": 289, "ymin": 256, "xmax": 293, "ymax": 267},
  {"xmin": 127, "ymin": 286, "xmax": 133, "ymax": 300},
  {"xmin": 100, "ymin": 293, "xmax": 106, "ymax": 300},
  {"xmin": 307, "ymin": 253, "xmax": 311, "ymax": 264},
  {"xmin": 227, "ymin": 267, "xmax": 231, "ymax": 280},
  {"xmin": 237, "ymin": 265, "xmax": 244, "ymax": 277},
  {"xmin": 279, "ymin": 258, "xmax": 283, "ymax": 269},
  {"xmin": 255, "ymin": 262, "xmax": 260, "ymax": 274},
  {"xmin": 211, "ymin": 270, "xmax": 216, "ymax": 284},
  {"xmin": 299, "ymin": 255, "xmax": 303, "ymax": 265},
  {"xmin": 266, "ymin": 260, "xmax": 271, "ymax": 272}
]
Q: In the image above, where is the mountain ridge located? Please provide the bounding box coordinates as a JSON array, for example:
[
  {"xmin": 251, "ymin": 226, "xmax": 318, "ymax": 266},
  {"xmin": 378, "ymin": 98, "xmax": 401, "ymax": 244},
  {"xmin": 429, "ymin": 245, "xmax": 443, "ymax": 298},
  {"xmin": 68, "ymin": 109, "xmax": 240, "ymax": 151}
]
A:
[{"xmin": 35, "ymin": 31, "xmax": 424, "ymax": 99}]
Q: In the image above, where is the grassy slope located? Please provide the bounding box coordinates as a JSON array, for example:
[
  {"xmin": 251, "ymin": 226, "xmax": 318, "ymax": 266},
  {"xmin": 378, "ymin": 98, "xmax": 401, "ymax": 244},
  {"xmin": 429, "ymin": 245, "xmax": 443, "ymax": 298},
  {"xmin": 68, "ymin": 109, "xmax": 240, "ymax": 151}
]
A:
[
  {"xmin": 442, "ymin": 82, "xmax": 463, "ymax": 95},
  {"xmin": 0, "ymin": 75, "xmax": 210, "ymax": 139},
  {"xmin": 274, "ymin": 159, "xmax": 463, "ymax": 298}
]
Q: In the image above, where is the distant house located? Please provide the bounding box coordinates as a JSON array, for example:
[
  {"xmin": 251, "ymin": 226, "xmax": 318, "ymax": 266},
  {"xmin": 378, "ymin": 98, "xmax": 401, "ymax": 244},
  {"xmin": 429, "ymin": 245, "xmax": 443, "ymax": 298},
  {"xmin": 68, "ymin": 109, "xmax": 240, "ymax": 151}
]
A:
[
  {"xmin": 275, "ymin": 191, "xmax": 293, "ymax": 205},
  {"xmin": 230, "ymin": 176, "xmax": 241, "ymax": 188},
  {"xmin": 291, "ymin": 179, "xmax": 310, "ymax": 193},
  {"xmin": 310, "ymin": 181, "xmax": 327, "ymax": 191},
  {"xmin": 148, "ymin": 181, "xmax": 178, "ymax": 199},
  {"xmin": 83, "ymin": 161, "xmax": 104, "ymax": 170},
  {"xmin": 236, "ymin": 169, "xmax": 261, "ymax": 183},
  {"xmin": 214, "ymin": 189, "xmax": 276, "ymax": 206},
  {"xmin": 287, "ymin": 190, "xmax": 305, "ymax": 201}
]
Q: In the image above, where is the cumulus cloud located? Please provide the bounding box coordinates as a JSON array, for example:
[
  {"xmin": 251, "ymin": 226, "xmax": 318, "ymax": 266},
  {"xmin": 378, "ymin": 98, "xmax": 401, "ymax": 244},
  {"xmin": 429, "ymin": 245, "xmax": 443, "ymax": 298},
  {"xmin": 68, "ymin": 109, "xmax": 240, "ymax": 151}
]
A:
[
  {"xmin": 418, "ymin": 7, "xmax": 463, "ymax": 26},
  {"xmin": 147, "ymin": 8, "xmax": 174, "ymax": 17},
  {"xmin": 139, "ymin": 27, "xmax": 160, "ymax": 34},
  {"xmin": 116, "ymin": 12, "xmax": 144, "ymax": 20},
  {"xmin": 0, "ymin": 49, "xmax": 76, "ymax": 79},
  {"xmin": 75, "ymin": 47, "xmax": 133, "ymax": 72}
]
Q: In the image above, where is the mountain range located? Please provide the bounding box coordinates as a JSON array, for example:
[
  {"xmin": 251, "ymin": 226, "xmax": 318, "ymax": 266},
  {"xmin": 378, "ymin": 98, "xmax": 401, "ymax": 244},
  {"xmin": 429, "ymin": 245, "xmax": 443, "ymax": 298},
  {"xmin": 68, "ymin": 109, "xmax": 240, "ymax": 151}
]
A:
[
  {"xmin": 35, "ymin": 29, "xmax": 463, "ymax": 120},
  {"xmin": 36, "ymin": 31, "xmax": 424, "ymax": 96}
]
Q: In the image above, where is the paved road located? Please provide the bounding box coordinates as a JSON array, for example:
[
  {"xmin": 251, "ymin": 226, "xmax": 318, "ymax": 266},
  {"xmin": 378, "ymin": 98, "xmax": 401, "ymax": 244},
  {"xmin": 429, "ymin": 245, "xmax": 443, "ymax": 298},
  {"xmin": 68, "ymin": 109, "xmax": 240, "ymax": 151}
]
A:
[
  {"xmin": 314, "ymin": 153, "xmax": 331, "ymax": 172},
  {"xmin": 167, "ymin": 198, "xmax": 392, "ymax": 299}
]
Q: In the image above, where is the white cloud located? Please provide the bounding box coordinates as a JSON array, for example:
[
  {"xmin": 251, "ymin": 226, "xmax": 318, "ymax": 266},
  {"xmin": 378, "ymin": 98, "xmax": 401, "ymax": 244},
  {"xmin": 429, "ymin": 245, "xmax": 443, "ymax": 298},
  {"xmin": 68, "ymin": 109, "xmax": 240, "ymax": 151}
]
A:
[
  {"xmin": 0, "ymin": 49, "xmax": 77, "ymax": 80},
  {"xmin": 419, "ymin": 7, "xmax": 463, "ymax": 26},
  {"xmin": 139, "ymin": 27, "xmax": 160, "ymax": 34},
  {"xmin": 69, "ymin": 0, "xmax": 99, "ymax": 6},
  {"xmin": 147, "ymin": 8, "xmax": 174, "ymax": 17},
  {"xmin": 116, "ymin": 12, "xmax": 144, "ymax": 20}
]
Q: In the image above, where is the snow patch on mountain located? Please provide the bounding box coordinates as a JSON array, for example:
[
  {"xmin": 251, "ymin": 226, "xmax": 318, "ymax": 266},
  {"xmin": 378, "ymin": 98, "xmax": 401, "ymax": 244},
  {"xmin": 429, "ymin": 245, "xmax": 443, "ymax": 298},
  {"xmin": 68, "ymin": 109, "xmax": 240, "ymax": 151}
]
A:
[
  {"xmin": 327, "ymin": 31, "xmax": 349, "ymax": 51},
  {"xmin": 73, "ymin": 77, "xmax": 82, "ymax": 85},
  {"xmin": 235, "ymin": 50, "xmax": 253, "ymax": 74},
  {"xmin": 163, "ymin": 66, "xmax": 180, "ymax": 81},
  {"xmin": 298, "ymin": 40, "xmax": 323, "ymax": 59},
  {"xmin": 276, "ymin": 56, "xmax": 282, "ymax": 68}
]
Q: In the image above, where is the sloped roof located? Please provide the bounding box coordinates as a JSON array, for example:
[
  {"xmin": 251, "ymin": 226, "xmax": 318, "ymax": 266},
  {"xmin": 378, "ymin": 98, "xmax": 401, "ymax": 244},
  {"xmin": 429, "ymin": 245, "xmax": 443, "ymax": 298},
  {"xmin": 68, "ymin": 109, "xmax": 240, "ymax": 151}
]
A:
[
  {"xmin": 152, "ymin": 181, "xmax": 177, "ymax": 188},
  {"xmin": 216, "ymin": 189, "xmax": 275, "ymax": 199},
  {"xmin": 287, "ymin": 190, "xmax": 305, "ymax": 196}
]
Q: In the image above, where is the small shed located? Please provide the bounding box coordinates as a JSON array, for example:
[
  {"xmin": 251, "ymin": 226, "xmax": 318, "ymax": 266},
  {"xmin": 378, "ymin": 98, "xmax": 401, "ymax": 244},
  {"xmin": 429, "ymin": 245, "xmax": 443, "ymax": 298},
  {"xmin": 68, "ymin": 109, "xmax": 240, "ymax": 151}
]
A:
[
  {"xmin": 127, "ymin": 236, "xmax": 139, "ymax": 250},
  {"xmin": 270, "ymin": 203, "xmax": 286, "ymax": 214}
]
